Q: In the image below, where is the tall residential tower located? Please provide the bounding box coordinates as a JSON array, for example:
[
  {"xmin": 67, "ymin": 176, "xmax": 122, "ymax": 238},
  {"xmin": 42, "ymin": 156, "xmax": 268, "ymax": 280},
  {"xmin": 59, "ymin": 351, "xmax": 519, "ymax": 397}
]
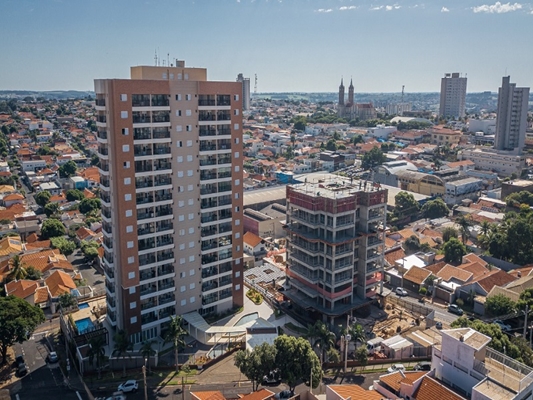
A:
[
  {"xmin": 439, "ymin": 72, "xmax": 467, "ymax": 119},
  {"xmin": 494, "ymin": 76, "xmax": 530, "ymax": 152},
  {"xmin": 94, "ymin": 62, "xmax": 244, "ymax": 343},
  {"xmin": 236, "ymin": 73, "xmax": 250, "ymax": 111}
]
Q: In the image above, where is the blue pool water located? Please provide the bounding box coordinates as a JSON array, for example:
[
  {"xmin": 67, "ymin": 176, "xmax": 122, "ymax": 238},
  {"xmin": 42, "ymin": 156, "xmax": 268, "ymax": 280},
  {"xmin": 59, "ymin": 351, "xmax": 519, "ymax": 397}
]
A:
[
  {"xmin": 78, "ymin": 303, "xmax": 89, "ymax": 309},
  {"xmin": 234, "ymin": 312, "xmax": 259, "ymax": 326},
  {"xmin": 75, "ymin": 317, "xmax": 93, "ymax": 334}
]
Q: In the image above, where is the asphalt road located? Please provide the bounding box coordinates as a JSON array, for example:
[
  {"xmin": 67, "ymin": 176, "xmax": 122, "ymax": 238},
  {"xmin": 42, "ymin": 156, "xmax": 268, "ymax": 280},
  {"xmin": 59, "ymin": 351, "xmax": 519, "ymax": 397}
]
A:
[{"xmin": 11, "ymin": 332, "xmax": 85, "ymax": 400}]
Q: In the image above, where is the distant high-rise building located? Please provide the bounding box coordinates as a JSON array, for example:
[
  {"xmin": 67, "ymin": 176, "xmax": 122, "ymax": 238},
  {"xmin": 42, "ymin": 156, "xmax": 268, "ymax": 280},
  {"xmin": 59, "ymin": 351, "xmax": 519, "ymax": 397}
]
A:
[
  {"xmin": 494, "ymin": 76, "xmax": 530, "ymax": 152},
  {"xmin": 236, "ymin": 73, "xmax": 250, "ymax": 111},
  {"xmin": 439, "ymin": 72, "xmax": 467, "ymax": 119},
  {"xmin": 94, "ymin": 62, "xmax": 244, "ymax": 343}
]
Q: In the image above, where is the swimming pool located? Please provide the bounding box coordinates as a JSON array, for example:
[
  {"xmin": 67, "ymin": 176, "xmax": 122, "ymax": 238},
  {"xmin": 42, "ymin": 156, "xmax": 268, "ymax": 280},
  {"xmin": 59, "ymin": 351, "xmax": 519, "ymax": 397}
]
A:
[
  {"xmin": 75, "ymin": 317, "xmax": 93, "ymax": 334},
  {"xmin": 234, "ymin": 312, "xmax": 259, "ymax": 326},
  {"xmin": 78, "ymin": 303, "xmax": 89, "ymax": 309}
]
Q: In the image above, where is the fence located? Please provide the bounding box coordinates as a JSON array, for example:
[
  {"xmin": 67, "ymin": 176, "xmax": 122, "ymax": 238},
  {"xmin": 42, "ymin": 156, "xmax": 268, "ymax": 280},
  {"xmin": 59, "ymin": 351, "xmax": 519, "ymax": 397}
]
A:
[
  {"xmin": 386, "ymin": 295, "xmax": 432, "ymax": 317},
  {"xmin": 323, "ymin": 356, "xmax": 430, "ymax": 370}
]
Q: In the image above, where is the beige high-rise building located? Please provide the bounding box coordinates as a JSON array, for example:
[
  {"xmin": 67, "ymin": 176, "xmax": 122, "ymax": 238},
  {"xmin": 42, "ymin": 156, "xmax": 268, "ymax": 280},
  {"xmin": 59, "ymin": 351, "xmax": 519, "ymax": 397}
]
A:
[
  {"xmin": 439, "ymin": 72, "xmax": 467, "ymax": 119},
  {"xmin": 94, "ymin": 62, "xmax": 244, "ymax": 343}
]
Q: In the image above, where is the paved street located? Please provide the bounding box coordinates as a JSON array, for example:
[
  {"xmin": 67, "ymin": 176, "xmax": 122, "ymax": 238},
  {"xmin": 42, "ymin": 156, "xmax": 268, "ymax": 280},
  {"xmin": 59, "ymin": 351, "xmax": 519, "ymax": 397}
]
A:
[{"xmin": 10, "ymin": 331, "xmax": 86, "ymax": 400}]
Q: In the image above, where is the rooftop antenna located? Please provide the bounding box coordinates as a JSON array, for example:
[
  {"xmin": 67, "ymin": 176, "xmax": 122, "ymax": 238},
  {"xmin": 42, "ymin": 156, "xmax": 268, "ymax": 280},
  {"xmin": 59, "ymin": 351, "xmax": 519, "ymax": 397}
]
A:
[
  {"xmin": 167, "ymin": 53, "xmax": 170, "ymax": 67},
  {"xmin": 254, "ymin": 73, "xmax": 258, "ymax": 95},
  {"xmin": 401, "ymin": 85, "xmax": 405, "ymax": 104},
  {"xmin": 154, "ymin": 49, "xmax": 157, "ymax": 66}
]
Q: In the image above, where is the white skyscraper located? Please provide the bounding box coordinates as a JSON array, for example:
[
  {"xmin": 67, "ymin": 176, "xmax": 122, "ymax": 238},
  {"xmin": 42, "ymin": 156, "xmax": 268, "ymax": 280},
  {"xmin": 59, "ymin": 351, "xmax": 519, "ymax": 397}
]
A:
[
  {"xmin": 439, "ymin": 72, "xmax": 467, "ymax": 119},
  {"xmin": 236, "ymin": 73, "xmax": 250, "ymax": 111},
  {"xmin": 494, "ymin": 76, "xmax": 530, "ymax": 152}
]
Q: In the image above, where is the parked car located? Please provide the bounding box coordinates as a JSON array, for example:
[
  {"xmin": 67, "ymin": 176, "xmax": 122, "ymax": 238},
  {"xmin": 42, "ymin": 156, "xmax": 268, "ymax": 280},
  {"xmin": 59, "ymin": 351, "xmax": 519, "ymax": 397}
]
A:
[
  {"xmin": 448, "ymin": 304, "xmax": 464, "ymax": 316},
  {"xmin": 16, "ymin": 363, "xmax": 28, "ymax": 377},
  {"xmin": 104, "ymin": 392, "xmax": 126, "ymax": 400},
  {"xmin": 263, "ymin": 369, "xmax": 281, "ymax": 385},
  {"xmin": 395, "ymin": 287, "xmax": 408, "ymax": 296},
  {"xmin": 275, "ymin": 390, "xmax": 293, "ymax": 399},
  {"xmin": 13, "ymin": 355, "xmax": 24, "ymax": 368},
  {"xmin": 47, "ymin": 352, "xmax": 59, "ymax": 363},
  {"xmin": 494, "ymin": 320, "xmax": 512, "ymax": 332},
  {"xmin": 435, "ymin": 321, "xmax": 443, "ymax": 330},
  {"xmin": 387, "ymin": 364, "xmax": 405, "ymax": 373},
  {"xmin": 415, "ymin": 361, "xmax": 432, "ymax": 371},
  {"xmin": 117, "ymin": 380, "xmax": 138, "ymax": 393}
]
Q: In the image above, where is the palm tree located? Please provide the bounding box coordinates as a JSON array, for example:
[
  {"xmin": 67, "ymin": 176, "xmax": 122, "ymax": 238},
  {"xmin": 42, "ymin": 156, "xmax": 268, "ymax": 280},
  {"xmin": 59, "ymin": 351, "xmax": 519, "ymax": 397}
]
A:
[
  {"xmin": 348, "ymin": 324, "xmax": 366, "ymax": 348},
  {"xmin": 87, "ymin": 335, "xmax": 106, "ymax": 379},
  {"xmin": 309, "ymin": 321, "xmax": 335, "ymax": 364},
  {"xmin": 163, "ymin": 315, "xmax": 187, "ymax": 373},
  {"xmin": 140, "ymin": 340, "xmax": 156, "ymax": 374},
  {"xmin": 112, "ymin": 329, "xmax": 133, "ymax": 377},
  {"xmin": 456, "ymin": 215, "xmax": 471, "ymax": 245},
  {"xmin": 480, "ymin": 221, "xmax": 492, "ymax": 237},
  {"xmin": 7, "ymin": 255, "xmax": 27, "ymax": 282}
]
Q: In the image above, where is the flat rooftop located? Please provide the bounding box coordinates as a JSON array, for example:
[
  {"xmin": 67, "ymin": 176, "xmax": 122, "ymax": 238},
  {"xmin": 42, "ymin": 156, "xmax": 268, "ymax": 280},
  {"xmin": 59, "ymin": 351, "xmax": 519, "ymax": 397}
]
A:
[
  {"xmin": 473, "ymin": 378, "xmax": 515, "ymax": 400},
  {"xmin": 289, "ymin": 180, "xmax": 385, "ymax": 200}
]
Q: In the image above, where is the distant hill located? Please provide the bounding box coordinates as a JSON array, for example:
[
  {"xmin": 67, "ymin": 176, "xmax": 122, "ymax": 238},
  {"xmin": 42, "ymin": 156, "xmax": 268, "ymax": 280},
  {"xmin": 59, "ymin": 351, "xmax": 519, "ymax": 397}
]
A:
[{"xmin": 0, "ymin": 90, "xmax": 95, "ymax": 100}]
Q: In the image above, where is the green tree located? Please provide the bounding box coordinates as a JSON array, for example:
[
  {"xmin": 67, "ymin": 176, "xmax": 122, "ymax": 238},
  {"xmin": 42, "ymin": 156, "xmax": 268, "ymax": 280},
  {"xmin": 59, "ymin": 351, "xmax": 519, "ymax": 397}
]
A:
[
  {"xmin": 140, "ymin": 340, "xmax": 156, "ymax": 374},
  {"xmin": 40, "ymin": 218, "xmax": 66, "ymax": 239},
  {"xmin": 361, "ymin": 146, "xmax": 387, "ymax": 169},
  {"xmin": 79, "ymin": 198, "xmax": 101, "ymax": 214},
  {"xmin": 6, "ymin": 255, "xmax": 27, "ymax": 282},
  {"xmin": 58, "ymin": 292, "xmax": 77, "ymax": 310},
  {"xmin": 59, "ymin": 160, "xmax": 77, "ymax": 178},
  {"xmin": 66, "ymin": 189, "xmax": 85, "ymax": 202},
  {"xmin": 325, "ymin": 138, "xmax": 338, "ymax": 151},
  {"xmin": 506, "ymin": 191, "xmax": 533, "ymax": 208},
  {"xmin": 443, "ymin": 237, "xmax": 467, "ymax": 264},
  {"xmin": 456, "ymin": 215, "xmax": 471, "ymax": 245},
  {"xmin": 442, "ymin": 227, "xmax": 458, "ymax": 243},
  {"xmin": 394, "ymin": 192, "xmax": 420, "ymax": 218},
  {"xmin": 310, "ymin": 321, "xmax": 336, "ymax": 363},
  {"xmin": 421, "ymin": 198, "xmax": 450, "ymax": 219},
  {"xmin": 355, "ymin": 346, "xmax": 368, "ymax": 372},
  {"xmin": 348, "ymin": 324, "xmax": 367, "ymax": 348},
  {"xmin": 163, "ymin": 315, "xmax": 187, "ymax": 373},
  {"xmin": 44, "ymin": 202, "xmax": 60, "ymax": 217},
  {"xmin": 25, "ymin": 266, "xmax": 42, "ymax": 280},
  {"xmin": 292, "ymin": 116, "xmax": 307, "ymax": 131},
  {"xmin": 34, "ymin": 191, "xmax": 51, "ymax": 207},
  {"xmin": 113, "ymin": 329, "xmax": 133, "ymax": 377},
  {"xmin": 0, "ymin": 296, "xmax": 45, "ymax": 364},
  {"xmin": 234, "ymin": 343, "xmax": 277, "ymax": 391},
  {"xmin": 404, "ymin": 235, "xmax": 421, "ymax": 253},
  {"xmin": 51, "ymin": 237, "xmax": 77, "ymax": 256},
  {"xmin": 485, "ymin": 294, "xmax": 517, "ymax": 317},
  {"xmin": 274, "ymin": 335, "xmax": 321, "ymax": 391},
  {"xmin": 81, "ymin": 240, "xmax": 100, "ymax": 260},
  {"xmin": 87, "ymin": 335, "xmax": 106, "ymax": 379},
  {"xmin": 352, "ymin": 134, "xmax": 364, "ymax": 145}
]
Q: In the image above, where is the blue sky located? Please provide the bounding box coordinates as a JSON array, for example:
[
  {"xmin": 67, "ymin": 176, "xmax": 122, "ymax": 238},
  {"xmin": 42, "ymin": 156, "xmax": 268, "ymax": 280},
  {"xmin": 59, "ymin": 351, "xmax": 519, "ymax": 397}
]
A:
[{"xmin": 1, "ymin": 0, "xmax": 532, "ymax": 93}]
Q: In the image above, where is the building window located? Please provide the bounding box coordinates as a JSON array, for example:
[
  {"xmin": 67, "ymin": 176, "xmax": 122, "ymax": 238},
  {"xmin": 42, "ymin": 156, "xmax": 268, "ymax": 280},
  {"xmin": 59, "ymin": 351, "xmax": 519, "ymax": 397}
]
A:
[
  {"xmin": 189, "ymin": 241, "xmax": 194, "ymax": 248},
  {"xmin": 176, "ymin": 94, "xmax": 182, "ymax": 101},
  {"xmin": 235, "ymin": 219, "xmax": 240, "ymax": 226},
  {"xmin": 125, "ymin": 194, "xmax": 132, "ymax": 201},
  {"xmin": 178, "ymin": 171, "xmax": 184, "ymax": 178},
  {"xmin": 127, "ymin": 241, "xmax": 134, "ymax": 248},
  {"xmin": 177, "ymin": 156, "xmax": 183, "ymax": 163},
  {"xmin": 176, "ymin": 110, "xmax": 182, "ymax": 116},
  {"xmin": 128, "ymin": 256, "xmax": 134, "ymax": 264},
  {"xmin": 180, "ymin": 258, "xmax": 185, "ymax": 265},
  {"xmin": 176, "ymin": 125, "xmax": 183, "ymax": 132},
  {"xmin": 235, "ymin": 284, "xmax": 241, "ymax": 291},
  {"xmin": 188, "ymin": 213, "xmax": 194, "ymax": 220},
  {"xmin": 234, "ymin": 95, "xmax": 239, "ymax": 101},
  {"xmin": 124, "ymin": 161, "xmax": 130, "ymax": 168},
  {"xmin": 189, "ymin": 283, "xmax": 195, "ymax": 289},
  {"xmin": 181, "ymin": 299, "xmax": 186, "ymax": 306},
  {"xmin": 126, "ymin": 210, "xmax": 133, "ymax": 217},
  {"xmin": 189, "ymin": 255, "xmax": 195, "ymax": 262},
  {"xmin": 234, "ymin": 109, "xmax": 239, "ymax": 116},
  {"xmin": 181, "ymin": 285, "xmax": 186, "ymax": 292},
  {"xmin": 188, "ymin": 199, "xmax": 194, "ymax": 205},
  {"xmin": 188, "ymin": 227, "xmax": 194, "ymax": 234},
  {"xmin": 178, "ymin": 201, "xmax": 184, "ymax": 207},
  {"xmin": 130, "ymin": 302, "xmax": 136, "ymax": 309},
  {"xmin": 187, "ymin": 184, "xmax": 193, "ymax": 191},
  {"xmin": 235, "ymin": 232, "xmax": 240, "ymax": 239},
  {"xmin": 235, "ymin": 271, "xmax": 240, "ymax": 278},
  {"xmin": 121, "ymin": 111, "xmax": 128, "ymax": 119},
  {"xmin": 122, "ymin": 144, "xmax": 130, "ymax": 152},
  {"xmin": 236, "ymin": 258, "xmax": 241, "ymax": 265},
  {"xmin": 187, "ymin": 140, "xmax": 193, "ymax": 147},
  {"xmin": 128, "ymin": 271, "xmax": 135, "ymax": 279},
  {"xmin": 126, "ymin": 225, "xmax": 133, "ymax": 233},
  {"xmin": 130, "ymin": 316, "xmax": 137, "ymax": 324},
  {"xmin": 235, "ymin": 166, "xmax": 240, "ymax": 172},
  {"xmin": 179, "ymin": 243, "xmax": 185, "ymax": 250},
  {"xmin": 190, "ymin": 269, "xmax": 195, "ymax": 276},
  {"xmin": 186, "ymin": 110, "xmax": 192, "ymax": 116},
  {"xmin": 190, "ymin": 296, "xmax": 195, "ymax": 303},
  {"xmin": 186, "ymin": 125, "xmax": 192, "ymax": 132},
  {"xmin": 122, "ymin": 128, "xmax": 129, "ymax": 135},
  {"xmin": 234, "ymin": 124, "xmax": 239, "ymax": 130},
  {"xmin": 124, "ymin": 177, "xmax": 131, "ymax": 185},
  {"xmin": 177, "ymin": 141, "xmax": 183, "ymax": 148},
  {"xmin": 235, "ymin": 138, "xmax": 239, "ymax": 144},
  {"xmin": 179, "ymin": 215, "xmax": 185, "ymax": 222},
  {"xmin": 235, "ymin": 179, "xmax": 240, "ymax": 186},
  {"xmin": 234, "ymin": 152, "xmax": 240, "ymax": 158},
  {"xmin": 129, "ymin": 287, "xmax": 135, "ymax": 294},
  {"xmin": 187, "ymin": 155, "xmax": 193, "ymax": 162},
  {"xmin": 184, "ymin": 74, "xmax": 189, "ymax": 80},
  {"xmin": 186, "ymin": 94, "xmax": 191, "ymax": 101},
  {"xmin": 121, "ymin": 94, "xmax": 128, "ymax": 101}
]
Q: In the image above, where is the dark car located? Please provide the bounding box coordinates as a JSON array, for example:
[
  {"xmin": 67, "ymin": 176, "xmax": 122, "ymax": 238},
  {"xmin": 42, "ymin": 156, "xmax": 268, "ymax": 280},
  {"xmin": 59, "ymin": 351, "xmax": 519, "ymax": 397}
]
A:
[
  {"xmin": 275, "ymin": 390, "xmax": 294, "ymax": 399},
  {"xmin": 415, "ymin": 361, "xmax": 432, "ymax": 371},
  {"xmin": 448, "ymin": 304, "xmax": 464, "ymax": 316},
  {"xmin": 263, "ymin": 369, "xmax": 281, "ymax": 385},
  {"xmin": 14, "ymin": 355, "xmax": 25, "ymax": 367},
  {"xmin": 47, "ymin": 352, "xmax": 59, "ymax": 363},
  {"xmin": 16, "ymin": 363, "xmax": 28, "ymax": 377}
]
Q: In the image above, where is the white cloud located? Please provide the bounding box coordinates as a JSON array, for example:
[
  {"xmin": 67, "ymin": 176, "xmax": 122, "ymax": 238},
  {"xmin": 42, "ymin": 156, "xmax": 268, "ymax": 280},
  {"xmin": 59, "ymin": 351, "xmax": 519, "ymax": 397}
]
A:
[
  {"xmin": 371, "ymin": 4, "xmax": 401, "ymax": 11},
  {"xmin": 339, "ymin": 5, "xmax": 358, "ymax": 11},
  {"xmin": 316, "ymin": 8, "xmax": 333, "ymax": 13},
  {"xmin": 441, "ymin": 6, "xmax": 450, "ymax": 12},
  {"xmin": 472, "ymin": 2, "xmax": 523, "ymax": 13}
]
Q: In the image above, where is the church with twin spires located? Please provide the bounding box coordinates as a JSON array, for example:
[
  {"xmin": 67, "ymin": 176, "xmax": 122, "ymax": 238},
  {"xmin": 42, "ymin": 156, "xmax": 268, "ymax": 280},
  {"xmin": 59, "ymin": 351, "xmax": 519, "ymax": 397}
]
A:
[{"xmin": 336, "ymin": 78, "xmax": 377, "ymax": 121}]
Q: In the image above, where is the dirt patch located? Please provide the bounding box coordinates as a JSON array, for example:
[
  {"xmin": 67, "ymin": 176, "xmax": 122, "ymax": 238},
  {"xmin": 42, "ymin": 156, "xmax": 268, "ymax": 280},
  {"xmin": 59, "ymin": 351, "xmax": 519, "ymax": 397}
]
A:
[{"xmin": 0, "ymin": 348, "xmax": 16, "ymax": 388}]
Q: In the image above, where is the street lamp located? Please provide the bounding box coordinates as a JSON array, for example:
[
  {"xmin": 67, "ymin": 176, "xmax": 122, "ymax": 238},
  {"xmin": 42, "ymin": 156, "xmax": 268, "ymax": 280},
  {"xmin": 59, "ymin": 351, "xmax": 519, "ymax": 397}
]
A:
[
  {"xmin": 343, "ymin": 334, "xmax": 351, "ymax": 374},
  {"xmin": 143, "ymin": 358, "xmax": 148, "ymax": 400}
]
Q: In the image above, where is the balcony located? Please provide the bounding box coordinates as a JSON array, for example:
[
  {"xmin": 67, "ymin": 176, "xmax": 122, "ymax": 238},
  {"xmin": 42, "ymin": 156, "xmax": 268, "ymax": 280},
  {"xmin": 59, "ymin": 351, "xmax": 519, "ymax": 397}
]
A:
[
  {"xmin": 152, "ymin": 111, "xmax": 170, "ymax": 123},
  {"xmin": 132, "ymin": 95, "xmax": 151, "ymax": 107},
  {"xmin": 159, "ymin": 280, "xmax": 174, "ymax": 291},
  {"xmin": 134, "ymin": 145, "xmax": 153, "ymax": 157},
  {"xmin": 132, "ymin": 112, "xmax": 151, "ymax": 124},
  {"xmin": 141, "ymin": 312, "xmax": 157, "ymax": 325},
  {"xmin": 97, "ymin": 130, "xmax": 108, "ymax": 140},
  {"xmin": 136, "ymin": 177, "xmax": 153, "ymax": 189},
  {"xmin": 217, "ymin": 95, "xmax": 231, "ymax": 106},
  {"xmin": 159, "ymin": 306, "xmax": 175, "ymax": 319},
  {"xmin": 217, "ymin": 111, "xmax": 231, "ymax": 121},
  {"xmin": 139, "ymin": 255, "xmax": 156, "ymax": 265},
  {"xmin": 198, "ymin": 95, "xmax": 215, "ymax": 106},
  {"xmin": 140, "ymin": 268, "xmax": 156, "ymax": 281},
  {"xmin": 199, "ymin": 157, "xmax": 217, "ymax": 166},
  {"xmin": 202, "ymin": 294, "xmax": 219, "ymax": 305},
  {"xmin": 153, "ymin": 144, "xmax": 171, "ymax": 155},
  {"xmin": 135, "ymin": 161, "xmax": 153, "ymax": 173},
  {"xmin": 219, "ymin": 261, "xmax": 232, "ymax": 274},
  {"xmin": 153, "ymin": 127, "xmax": 170, "ymax": 139},
  {"xmin": 95, "ymin": 98, "xmax": 106, "ymax": 107},
  {"xmin": 102, "ymin": 207, "xmax": 111, "ymax": 219},
  {"xmin": 141, "ymin": 300, "xmax": 156, "ymax": 311},
  {"xmin": 220, "ymin": 288, "xmax": 232, "ymax": 300},
  {"xmin": 151, "ymin": 95, "xmax": 169, "ymax": 107},
  {"xmin": 157, "ymin": 252, "xmax": 174, "ymax": 262},
  {"xmin": 219, "ymin": 223, "xmax": 232, "ymax": 234},
  {"xmin": 219, "ymin": 276, "xmax": 232, "ymax": 287},
  {"xmin": 199, "ymin": 112, "xmax": 216, "ymax": 121},
  {"xmin": 98, "ymin": 145, "xmax": 109, "ymax": 156},
  {"xmin": 157, "ymin": 222, "xmax": 173, "ymax": 232},
  {"xmin": 199, "ymin": 127, "xmax": 217, "ymax": 137},
  {"xmin": 134, "ymin": 127, "xmax": 151, "ymax": 140},
  {"xmin": 101, "ymin": 192, "xmax": 111, "ymax": 203},
  {"xmin": 136, "ymin": 194, "xmax": 154, "ymax": 205},
  {"xmin": 155, "ymin": 205, "xmax": 172, "ymax": 217},
  {"xmin": 138, "ymin": 238, "xmax": 155, "ymax": 251},
  {"xmin": 202, "ymin": 267, "xmax": 218, "ymax": 278},
  {"xmin": 159, "ymin": 294, "xmax": 175, "ymax": 305},
  {"xmin": 140, "ymin": 284, "xmax": 157, "ymax": 296},
  {"xmin": 158, "ymin": 264, "xmax": 174, "ymax": 276},
  {"xmin": 154, "ymin": 161, "xmax": 171, "ymax": 171},
  {"xmin": 200, "ymin": 143, "xmax": 217, "ymax": 152},
  {"xmin": 202, "ymin": 280, "xmax": 218, "ymax": 291}
]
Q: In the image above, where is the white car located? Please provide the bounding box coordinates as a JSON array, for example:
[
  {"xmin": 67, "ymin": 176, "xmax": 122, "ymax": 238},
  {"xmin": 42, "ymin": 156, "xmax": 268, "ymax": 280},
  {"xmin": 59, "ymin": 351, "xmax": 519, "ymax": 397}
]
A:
[
  {"xmin": 387, "ymin": 364, "xmax": 406, "ymax": 373},
  {"xmin": 117, "ymin": 380, "xmax": 138, "ymax": 393},
  {"xmin": 395, "ymin": 287, "xmax": 408, "ymax": 296}
]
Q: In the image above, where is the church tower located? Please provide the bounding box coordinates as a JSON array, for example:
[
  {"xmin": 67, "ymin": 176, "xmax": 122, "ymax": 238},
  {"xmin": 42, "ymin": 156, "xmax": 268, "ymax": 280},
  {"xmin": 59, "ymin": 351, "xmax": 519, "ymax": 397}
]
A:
[
  {"xmin": 339, "ymin": 78, "xmax": 345, "ymax": 106},
  {"xmin": 348, "ymin": 78, "xmax": 354, "ymax": 105}
]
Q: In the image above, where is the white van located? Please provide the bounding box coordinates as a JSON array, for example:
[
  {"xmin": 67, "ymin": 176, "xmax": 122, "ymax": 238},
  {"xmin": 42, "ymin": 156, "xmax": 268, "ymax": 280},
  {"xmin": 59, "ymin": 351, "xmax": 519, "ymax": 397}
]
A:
[{"xmin": 367, "ymin": 337, "xmax": 384, "ymax": 355}]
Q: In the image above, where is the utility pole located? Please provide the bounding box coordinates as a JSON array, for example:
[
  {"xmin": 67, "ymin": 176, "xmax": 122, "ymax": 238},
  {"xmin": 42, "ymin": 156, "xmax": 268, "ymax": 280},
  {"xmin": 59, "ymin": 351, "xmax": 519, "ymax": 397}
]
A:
[
  {"xmin": 143, "ymin": 359, "xmax": 148, "ymax": 400},
  {"xmin": 524, "ymin": 305, "xmax": 529, "ymax": 338}
]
